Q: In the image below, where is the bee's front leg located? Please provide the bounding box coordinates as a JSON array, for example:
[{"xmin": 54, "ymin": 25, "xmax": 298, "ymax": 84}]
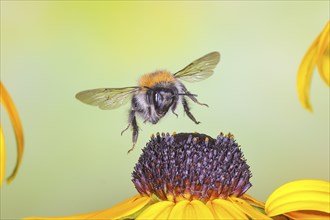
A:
[
  {"xmin": 182, "ymin": 97, "xmax": 200, "ymax": 124},
  {"xmin": 171, "ymin": 96, "xmax": 179, "ymax": 118},
  {"xmin": 143, "ymin": 106, "xmax": 152, "ymax": 123},
  {"xmin": 182, "ymin": 86, "xmax": 208, "ymax": 107},
  {"xmin": 188, "ymin": 93, "xmax": 209, "ymax": 107}
]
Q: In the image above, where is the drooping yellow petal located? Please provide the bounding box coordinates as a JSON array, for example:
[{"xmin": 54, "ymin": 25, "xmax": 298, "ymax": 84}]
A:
[
  {"xmin": 86, "ymin": 194, "xmax": 151, "ymax": 219},
  {"xmin": 168, "ymin": 199, "xmax": 214, "ymax": 220},
  {"xmin": 0, "ymin": 126, "xmax": 6, "ymax": 187},
  {"xmin": 316, "ymin": 21, "xmax": 330, "ymax": 86},
  {"xmin": 265, "ymin": 179, "xmax": 330, "ymax": 217},
  {"xmin": 229, "ymin": 196, "xmax": 271, "ymax": 219},
  {"xmin": 285, "ymin": 210, "xmax": 330, "ymax": 220},
  {"xmin": 317, "ymin": 47, "xmax": 330, "ymax": 86},
  {"xmin": 296, "ymin": 31, "xmax": 321, "ymax": 111},
  {"xmin": 241, "ymin": 194, "xmax": 265, "ymax": 209},
  {"xmin": 24, "ymin": 211, "xmax": 100, "ymax": 220},
  {"xmin": 25, "ymin": 194, "xmax": 151, "ymax": 220},
  {"xmin": 206, "ymin": 198, "xmax": 248, "ymax": 220},
  {"xmin": 136, "ymin": 201, "xmax": 174, "ymax": 220},
  {"xmin": 0, "ymin": 82, "xmax": 24, "ymax": 183}
]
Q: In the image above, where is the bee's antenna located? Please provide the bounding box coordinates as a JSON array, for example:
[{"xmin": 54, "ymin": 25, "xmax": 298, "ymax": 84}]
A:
[{"xmin": 171, "ymin": 93, "xmax": 198, "ymax": 98}]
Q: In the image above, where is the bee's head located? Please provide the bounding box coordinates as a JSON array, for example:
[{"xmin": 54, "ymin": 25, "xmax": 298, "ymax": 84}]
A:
[{"xmin": 153, "ymin": 89, "xmax": 175, "ymax": 116}]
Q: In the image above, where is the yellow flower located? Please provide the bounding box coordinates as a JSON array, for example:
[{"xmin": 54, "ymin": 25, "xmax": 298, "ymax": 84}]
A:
[
  {"xmin": 26, "ymin": 132, "xmax": 271, "ymax": 219},
  {"xmin": 0, "ymin": 82, "xmax": 24, "ymax": 186},
  {"xmin": 25, "ymin": 133, "xmax": 329, "ymax": 220},
  {"xmin": 297, "ymin": 20, "xmax": 330, "ymax": 111},
  {"xmin": 266, "ymin": 179, "xmax": 330, "ymax": 219}
]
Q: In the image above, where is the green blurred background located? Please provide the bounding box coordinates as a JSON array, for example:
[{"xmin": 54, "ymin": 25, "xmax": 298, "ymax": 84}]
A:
[{"xmin": 1, "ymin": 1, "xmax": 329, "ymax": 219}]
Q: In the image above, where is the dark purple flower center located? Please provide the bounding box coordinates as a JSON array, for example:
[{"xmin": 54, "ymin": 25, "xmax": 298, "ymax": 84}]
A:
[{"xmin": 132, "ymin": 132, "xmax": 252, "ymax": 202}]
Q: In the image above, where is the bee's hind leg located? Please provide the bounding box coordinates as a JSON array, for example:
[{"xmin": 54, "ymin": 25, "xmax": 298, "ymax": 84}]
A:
[
  {"xmin": 127, "ymin": 110, "xmax": 139, "ymax": 154},
  {"xmin": 121, "ymin": 124, "xmax": 130, "ymax": 136},
  {"xmin": 121, "ymin": 110, "xmax": 139, "ymax": 153},
  {"xmin": 182, "ymin": 97, "xmax": 200, "ymax": 124},
  {"xmin": 121, "ymin": 109, "xmax": 137, "ymax": 135},
  {"xmin": 127, "ymin": 117, "xmax": 139, "ymax": 154}
]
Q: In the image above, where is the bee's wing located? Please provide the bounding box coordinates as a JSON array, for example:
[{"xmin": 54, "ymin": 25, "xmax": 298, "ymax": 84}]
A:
[
  {"xmin": 173, "ymin": 51, "xmax": 220, "ymax": 82},
  {"xmin": 75, "ymin": 86, "xmax": 139, "ymax": 110}
]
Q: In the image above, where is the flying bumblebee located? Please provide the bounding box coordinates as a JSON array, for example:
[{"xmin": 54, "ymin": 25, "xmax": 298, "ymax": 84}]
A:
[{"xmin": 76, "ymin": 51, "xmax": 220, "ymax": 153}]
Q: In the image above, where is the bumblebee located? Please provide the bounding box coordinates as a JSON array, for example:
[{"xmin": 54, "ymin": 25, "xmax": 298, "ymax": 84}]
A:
[{"xmin": 76, "ymin": 51, "xmax": 220, "ymax": 153}]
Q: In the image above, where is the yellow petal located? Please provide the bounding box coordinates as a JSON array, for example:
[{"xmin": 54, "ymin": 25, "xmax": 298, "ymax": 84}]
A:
[
  {"xmin": 316, "ymin": 21, "xmax": 330, "ymax": 86},
  {"xmin": 285, "ymin": 210, "xmax": 330, "ymax": 220},
  {"xmin": 25, "ymin": 194, "xmax": 151, "ymax": 220},
  {"xmin": 317, "ymin": 47, "xmax": 330, "ymax": 86},
  {"xmin": 296, "ymin": 28, "xmax": 321, "ymax": 111},
  {"xmin": 206, "ymin": 198, "xmax": 248, "ymax": 220},
  {"xmin": 168, "ymin": 199, "xmax": 214, "ymax": 220},
  {"xmin": 136, "ymin": 201, "xmax": 174, "ymax": 220},
  {"xmin": 265, "ymin": 179, "xmax": 330, "ymax": 217},
  {"xmin": 86, "ymin": 194, "xmax": 151, "ymax": 219},
  {"xmin": 24, "ymin": 211, "xmax": 100, "ymax": 220},
  {"xmin": 0, "ymin": 126, "xmax": 6, "ymax": 187},
  {"xmin": 241, "ymin": 194, "xmax": 265, "ymax": 209},
  {"xmin": 0, "ymin": 82, "xmax": 24, "ymax": 183},
  {"xmin": 168, "ymin": 200, "xmax": 190, "ymax": 219},
  {"xmin": 229, "ymin": 197, "xmax": 271, "ymax": 219},
  {"xmin": 189, "ymin": 200, "xmax": 214, "ymax": 220}
]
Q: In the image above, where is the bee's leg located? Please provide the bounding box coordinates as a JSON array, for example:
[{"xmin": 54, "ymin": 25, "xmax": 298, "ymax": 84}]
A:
[
  {"xmin": 187, "ymin": 91, "xmax": 209, "ymax": 107},
  {"xmin": 182, "ymin": 97, "xmax": 200, "ymax": 124},
  {"xmin": 127, "ymin": 111, "xmax": 139, "ymax": 154},
  {"xmin": 171, "ymin": 96, "xmax": 179, "ymax": 118},
  {"xmin": 121, "ymin": 124, "xmax": 130, "ymax": 136},
  {"xmin": 121, "ymin": 109, "xmax": 135, "ymax": 135},
  {"xmin": 127, "ymin": 116, "xmax": 139, "ymax": 154},
  {"xmin": 182, "ymin": 86, "xmax": 208, "ymax": 107},
  {"xmin": 143, "ymin": 106, "xmax": 152, "ymax": 123},
  {"xmin": 172, "ymin": 109, "xmax": 178, "ymax": 118}
]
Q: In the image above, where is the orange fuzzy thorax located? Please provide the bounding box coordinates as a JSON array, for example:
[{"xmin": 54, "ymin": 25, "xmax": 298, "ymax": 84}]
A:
[{"xmin": 138, "ymin": 70, "xmax": 175, "ymax": 89}]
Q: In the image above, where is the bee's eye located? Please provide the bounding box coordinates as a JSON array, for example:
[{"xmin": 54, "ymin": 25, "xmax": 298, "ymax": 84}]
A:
[{"xmin": 155, "ymin": 92, "xmax": 162, "ymax": 104}]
